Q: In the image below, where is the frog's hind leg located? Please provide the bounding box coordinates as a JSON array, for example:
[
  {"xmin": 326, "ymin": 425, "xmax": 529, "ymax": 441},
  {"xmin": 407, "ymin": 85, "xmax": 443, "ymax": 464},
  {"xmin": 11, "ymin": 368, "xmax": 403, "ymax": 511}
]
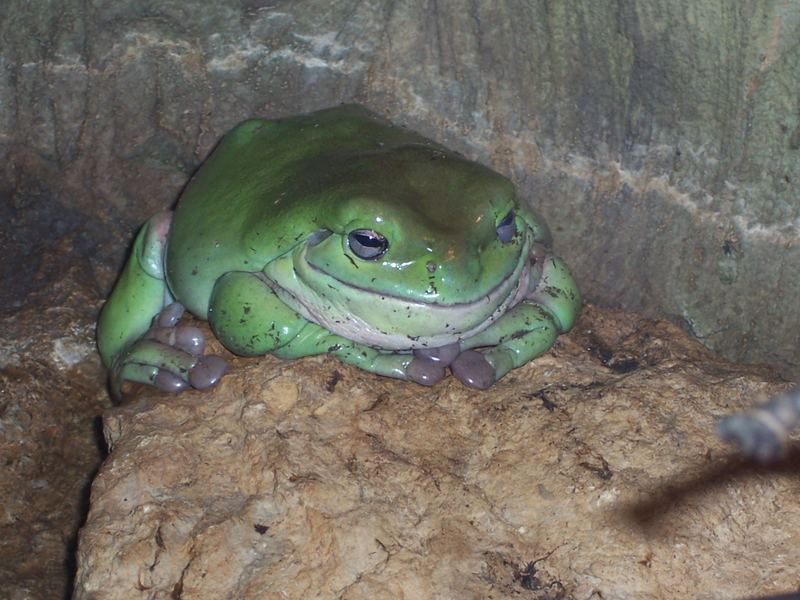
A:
[
  {"xmin": 97, "ymin": 212, "xmax": 174, "ymax": 367},
  {"xmin": 97, "ymin": 213, "xmax": 227, "ymax": 398}
]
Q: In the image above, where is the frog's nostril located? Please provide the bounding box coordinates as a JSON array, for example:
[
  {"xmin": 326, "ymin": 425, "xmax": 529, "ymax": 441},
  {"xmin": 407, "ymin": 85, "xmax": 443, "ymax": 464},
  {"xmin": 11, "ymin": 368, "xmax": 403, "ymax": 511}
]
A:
[
  {"xmin": 307, "ymin": 229, "xmax": 332, "ymax": 246},
  {"xmin": 426, "ymin": 260, "xmax": 437, "ymax": 273}
]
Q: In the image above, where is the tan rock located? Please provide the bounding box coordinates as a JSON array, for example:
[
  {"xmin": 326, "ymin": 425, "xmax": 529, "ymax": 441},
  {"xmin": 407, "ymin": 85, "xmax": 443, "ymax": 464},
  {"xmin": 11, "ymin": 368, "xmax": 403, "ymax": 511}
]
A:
[
  {"xmin": 74, "ymin": 305, "xmax": 799, "ymax": 599},
  {"xmin": 0, "ymin": 244, "xmax": 109, "ymax": 599}
]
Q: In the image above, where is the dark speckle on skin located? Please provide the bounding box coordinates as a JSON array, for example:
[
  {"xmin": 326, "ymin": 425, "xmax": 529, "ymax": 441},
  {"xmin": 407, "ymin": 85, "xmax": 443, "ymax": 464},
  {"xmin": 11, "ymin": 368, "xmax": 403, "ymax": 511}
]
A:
[
  {"xmin": 327, "ymin": 344, "xmax": 342, "ymax": 352},
  {"xmin": 345, "ymin": 254, "xmax": 358, "ymax": 268}
]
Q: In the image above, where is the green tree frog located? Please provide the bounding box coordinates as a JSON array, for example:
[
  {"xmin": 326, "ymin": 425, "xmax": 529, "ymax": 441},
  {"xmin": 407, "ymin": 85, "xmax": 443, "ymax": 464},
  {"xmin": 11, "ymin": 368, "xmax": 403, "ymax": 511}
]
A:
[{"xmin": 97, "ymin": 105, "xmax": 581, "ymax": 397}]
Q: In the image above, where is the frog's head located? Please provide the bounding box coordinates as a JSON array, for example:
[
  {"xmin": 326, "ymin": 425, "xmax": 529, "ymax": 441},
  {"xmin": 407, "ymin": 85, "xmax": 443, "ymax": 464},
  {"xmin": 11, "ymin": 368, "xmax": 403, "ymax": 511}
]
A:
[{"xmin": 266, "ymin": 145, "xmax": 548, "ymax": 349}]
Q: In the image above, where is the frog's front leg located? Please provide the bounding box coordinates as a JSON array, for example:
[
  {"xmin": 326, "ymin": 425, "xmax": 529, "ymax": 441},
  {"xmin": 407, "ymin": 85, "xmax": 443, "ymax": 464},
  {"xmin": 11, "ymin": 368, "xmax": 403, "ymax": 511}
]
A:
[
  {"xmin": 454, "ymin": 255, "xmax": 581, "ymax": 389},
  {"xmin": 274, "ymin": 326, "xmax": 447, "ymax": 386},
  {"xmin": 209, "ymin": 271, "xmax": 445, "ymax": 385},
  {"xmin": 97, "ymin": 212, "xmax": 228, "ymax": 398}
]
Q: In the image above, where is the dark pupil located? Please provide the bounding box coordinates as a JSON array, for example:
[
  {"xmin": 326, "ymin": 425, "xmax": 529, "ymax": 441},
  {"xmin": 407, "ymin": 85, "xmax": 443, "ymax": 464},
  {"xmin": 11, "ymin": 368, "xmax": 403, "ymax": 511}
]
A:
[
  {"xmin": 354, "ymin": 233, "xmax": 381, "ymax": 247},
  {"xmin": 499, "ymin": 211, "xmax": 514, "ymax": 227},
  {"xmin": 348, "ymin": 229, "xmax": 388, "ymax": 259}
]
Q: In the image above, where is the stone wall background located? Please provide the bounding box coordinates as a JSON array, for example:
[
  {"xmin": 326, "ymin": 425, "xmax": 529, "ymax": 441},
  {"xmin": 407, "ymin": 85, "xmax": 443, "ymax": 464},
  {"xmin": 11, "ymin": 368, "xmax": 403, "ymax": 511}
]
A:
[{"xmin": 2, "ymin": 0, "xmax": 798, "ymax": 378}]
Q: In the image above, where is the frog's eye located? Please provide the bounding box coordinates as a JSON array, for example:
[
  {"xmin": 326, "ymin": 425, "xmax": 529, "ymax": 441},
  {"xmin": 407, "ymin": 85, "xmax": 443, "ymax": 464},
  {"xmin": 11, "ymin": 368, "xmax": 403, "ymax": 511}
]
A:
[
  {"xmin": 348, "ymin": 229, "xmax": 388, "ymax": 260},
  {"xmin": 496, "ymin": 210, "xmax": 516, "ymax": 243}
]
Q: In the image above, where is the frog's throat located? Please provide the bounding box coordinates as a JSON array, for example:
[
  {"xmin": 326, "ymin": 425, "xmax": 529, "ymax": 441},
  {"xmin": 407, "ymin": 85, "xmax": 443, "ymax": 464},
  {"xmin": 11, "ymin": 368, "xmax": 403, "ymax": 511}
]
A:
[{"xmin": 260, "ymin": 234, "xmax": 535, "ymax": 351}]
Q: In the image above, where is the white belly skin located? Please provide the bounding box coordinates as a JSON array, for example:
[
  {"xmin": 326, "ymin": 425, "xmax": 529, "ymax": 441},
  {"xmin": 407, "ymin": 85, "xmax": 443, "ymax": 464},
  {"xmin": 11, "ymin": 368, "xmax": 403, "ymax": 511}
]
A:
[{"xmin": 260, "ymin": 241, "xmax": 536, "ymax": 351}]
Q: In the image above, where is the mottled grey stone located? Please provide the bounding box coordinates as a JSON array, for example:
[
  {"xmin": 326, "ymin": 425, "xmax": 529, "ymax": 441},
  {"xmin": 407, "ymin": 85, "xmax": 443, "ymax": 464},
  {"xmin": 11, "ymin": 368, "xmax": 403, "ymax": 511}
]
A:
[{"xmin": 2, "ymin": 1, "xmax": 797, "ymax": 379}]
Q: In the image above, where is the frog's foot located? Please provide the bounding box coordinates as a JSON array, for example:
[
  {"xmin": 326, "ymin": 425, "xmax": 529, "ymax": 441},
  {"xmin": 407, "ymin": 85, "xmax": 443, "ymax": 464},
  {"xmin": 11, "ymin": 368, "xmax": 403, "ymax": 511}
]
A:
[
  {"xmin": 445, "ymin": 252, "xmax": 582, "ymax": 389},
  {"xmin": 110, "ymin": 303, "xmax": 229, "ymax": 398},
  {"xmin": 450, "ymin": 349, "xmax": 497, "ymax": 389},
  {"xmin": 409, "ymin": 343, "xmax": 461, "ymax": 386},
  {"xmin": 415, "ymin": 343, "xmax": 496, "ymax": 389},
  {"xmin": 453, "ymin": 302, "xmax": 561, "ymax": 389}
]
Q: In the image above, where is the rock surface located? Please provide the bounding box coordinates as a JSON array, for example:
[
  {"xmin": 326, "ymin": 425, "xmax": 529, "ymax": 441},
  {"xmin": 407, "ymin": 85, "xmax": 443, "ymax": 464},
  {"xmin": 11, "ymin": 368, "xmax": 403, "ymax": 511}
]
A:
[
  {"xmin": 0, "ymin": 191, "xmax": 110, "ymax": 599},
  {"xmin": 74, "ymin": 305, "xmax": 799, "ymax": 600}
]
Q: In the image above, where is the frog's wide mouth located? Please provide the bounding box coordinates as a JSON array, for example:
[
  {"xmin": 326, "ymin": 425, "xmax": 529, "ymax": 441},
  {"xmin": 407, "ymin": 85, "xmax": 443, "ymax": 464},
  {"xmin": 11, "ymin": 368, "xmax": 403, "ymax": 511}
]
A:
[
  {"xmin": 260, "ymin": 232, "xmax": 535, "ymax": 350},
  {"xmin": 304, "ymin": 258, "xmax": 526, "ymax": 309}
]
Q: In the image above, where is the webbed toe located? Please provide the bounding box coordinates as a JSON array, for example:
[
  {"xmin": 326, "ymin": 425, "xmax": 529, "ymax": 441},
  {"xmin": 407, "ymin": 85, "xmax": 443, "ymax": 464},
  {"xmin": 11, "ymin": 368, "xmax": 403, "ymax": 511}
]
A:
[
  {"xmin": 413, "ymin": 342, "xmax": 461, "ymax": 367},
  {"xmin": 111, "ymin": 304, "xmax": 229, "ymax": 397},
  {"xmin": 155, "ymin": 370, "xmax": 190, "ymax": 393},
  {"xmin": 189, "ymin": 356, "xmax": 229, "ymax": 389},
  {"xmin": 406, "ymin": 356, "xmax": 445, "ymax": 386},
  {"xmin": 156, "ymin": 302, "xmax": 185, "ymax": 327},
  {"xmin": 451, "ymin": 350, "xmax": 496, "ymax": 389}
]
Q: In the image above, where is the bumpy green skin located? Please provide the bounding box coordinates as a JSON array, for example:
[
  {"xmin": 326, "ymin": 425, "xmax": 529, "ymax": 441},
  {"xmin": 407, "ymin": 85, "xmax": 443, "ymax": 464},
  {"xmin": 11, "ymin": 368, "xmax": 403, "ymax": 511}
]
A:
[{"xmin": 97, "ymin": 104, "xmax": 581, "ymax": 394}]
